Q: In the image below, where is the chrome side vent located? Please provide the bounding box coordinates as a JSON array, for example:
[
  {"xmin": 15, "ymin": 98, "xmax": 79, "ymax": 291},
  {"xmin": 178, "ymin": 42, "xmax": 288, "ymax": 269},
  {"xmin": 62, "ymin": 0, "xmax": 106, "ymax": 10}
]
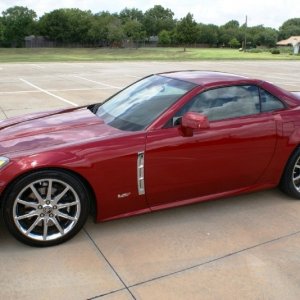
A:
[{"xmin": 137, "ymin": 152, "xmax": 145, "ymax": 195}]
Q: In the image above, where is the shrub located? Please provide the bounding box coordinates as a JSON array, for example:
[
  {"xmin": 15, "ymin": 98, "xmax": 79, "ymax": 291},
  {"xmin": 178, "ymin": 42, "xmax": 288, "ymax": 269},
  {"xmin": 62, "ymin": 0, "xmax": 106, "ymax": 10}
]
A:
[
  {"xmin": 228, "ymin": 38, "xmax": 240, "ymax": 48},
  {"xmin": 158, "ymin": 30, "xmax": 171, "ymax": 45},
  {"xmin": 270, "ymin": 48, "xmax": 280, "ymax": 54},
  {"xmin": 247, "ymin": 48, "xmax": 263, "ymax": 53}
]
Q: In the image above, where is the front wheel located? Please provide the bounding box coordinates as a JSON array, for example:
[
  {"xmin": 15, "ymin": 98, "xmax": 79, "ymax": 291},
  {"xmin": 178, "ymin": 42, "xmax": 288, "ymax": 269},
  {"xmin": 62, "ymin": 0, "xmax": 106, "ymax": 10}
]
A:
[
  {"xmin": 280, "ymin": 148, "xmax": 300, "ymax": 199},
  {"xmin": 2, "ymin": 170, "xmax": 90, "ymax": 247}
]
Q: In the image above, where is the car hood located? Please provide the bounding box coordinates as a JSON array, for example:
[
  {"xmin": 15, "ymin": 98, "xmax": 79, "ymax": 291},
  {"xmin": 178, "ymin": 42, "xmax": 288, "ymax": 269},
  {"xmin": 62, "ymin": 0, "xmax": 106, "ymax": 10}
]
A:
[{"xmin": 0, "ymin": 107, "xmax": 120, "ymax": 155}]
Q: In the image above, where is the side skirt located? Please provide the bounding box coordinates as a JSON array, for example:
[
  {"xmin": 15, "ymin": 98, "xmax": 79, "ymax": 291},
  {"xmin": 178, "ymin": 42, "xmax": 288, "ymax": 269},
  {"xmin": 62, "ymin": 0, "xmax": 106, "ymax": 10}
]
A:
[{"xmin": 97, "ymin": 182, "xmax": 276, "ymax": 222}]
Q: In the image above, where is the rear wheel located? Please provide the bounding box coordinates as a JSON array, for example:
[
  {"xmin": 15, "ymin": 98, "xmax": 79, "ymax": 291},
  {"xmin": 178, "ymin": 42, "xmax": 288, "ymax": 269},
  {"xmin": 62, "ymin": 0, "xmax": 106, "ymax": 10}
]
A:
[
  {"xmin": 280, "ymin": 148, "xmax": 300, "ymax": 199},
  {"xmin": 2, "ymin": 170, "xmax": 90, "ymax": 247}
]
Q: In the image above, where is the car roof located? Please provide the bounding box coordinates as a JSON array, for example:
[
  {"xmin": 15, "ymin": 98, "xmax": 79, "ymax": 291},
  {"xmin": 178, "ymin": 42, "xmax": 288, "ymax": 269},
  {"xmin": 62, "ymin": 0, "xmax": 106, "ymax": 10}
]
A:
[{"xmin": 158, "ymin": 70, "xmax": 260, "ymax": 86}]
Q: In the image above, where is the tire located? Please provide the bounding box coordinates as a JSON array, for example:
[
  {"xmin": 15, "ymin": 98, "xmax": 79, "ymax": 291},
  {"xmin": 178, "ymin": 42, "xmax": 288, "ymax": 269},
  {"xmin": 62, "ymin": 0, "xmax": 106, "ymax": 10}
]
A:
[
  {"xmin": 2, "ymin": 170, "xmax": 90, "ymax": 247},
  {"xmin": 280, "ymin": 147, "xmax": 300, "ymax": 199}
]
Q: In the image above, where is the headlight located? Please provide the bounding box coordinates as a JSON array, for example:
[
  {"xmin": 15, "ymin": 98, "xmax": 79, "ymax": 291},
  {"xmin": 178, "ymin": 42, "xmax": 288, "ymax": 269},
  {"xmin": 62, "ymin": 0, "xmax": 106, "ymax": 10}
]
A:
[{"xmin": 0, "ymin": 157, "xmax": 10, "ymax": 169}]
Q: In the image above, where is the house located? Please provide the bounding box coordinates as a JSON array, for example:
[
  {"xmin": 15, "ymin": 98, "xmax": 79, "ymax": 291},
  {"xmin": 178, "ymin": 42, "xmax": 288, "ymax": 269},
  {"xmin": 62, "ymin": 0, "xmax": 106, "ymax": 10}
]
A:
[{"xmin": 277, "ymin": 36, "xmax": 300, "ymax": 54}]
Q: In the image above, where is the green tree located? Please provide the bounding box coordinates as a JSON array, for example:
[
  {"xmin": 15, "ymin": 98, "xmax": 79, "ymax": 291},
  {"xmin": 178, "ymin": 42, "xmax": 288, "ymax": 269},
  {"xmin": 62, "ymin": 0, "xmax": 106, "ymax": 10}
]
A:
[
  {"xmin": 119, "ymin": 8, "xmax": 144, "ymax": 24},
  {"xmin": 107, "ymin": 19, "xmax": 125, "ymax": 46},
  {"xmin": 229, "ymin": 37, "xmax": 240, "ymax": 48},
  {"xmin": 2, "ymin": 6, "xmax": 37, "ymax": 47},
  {"xmin": 123, "ymin": 19, "xmax": 145, "ymax": 47},
  {"xmin": 88, "ymin": 16, "xmax": 107, "ymax": 45},
  {"xmin": 245, "ymin": 25, "xmax": 278, "ymax": 47},
  {"xmin": 176, "ymin": 13, "xmax": 198, "ymax": 51},
  {"xmin": 197, "ymin": 24, "xmax": 219, "ymax": 45},
  {"xmin": 219, "ymin": 20, "xmax": 242, "ymax": 47},
  {"xmin": 0, "ymin": 18, "xmax": 4, "ymax": 42},
  {"xmin": 253, "ymin": 27, "xmax": 278, "ymax": 47},
  {"xmin": 158, "ymin": 30, "xmax": 171, "ymax": 45},
  {"xmin": 223, "ymin": 20, "xmax": 239, "ymax": 29},
  {"xmin": 87, "ymin": 12, "xmax": 120, "ymax": 45},
  {"xmin": 279, "ymin": 18, "xmax": 300, "ymax": 39},
  {"xmin": 38, "ymin": 9, "xmax": 69, "ymax": 42},
  {"xmin": 143, "ymin": 5, "xmax": 175, "ymax": 37},
  {"xmin": 38, "ymin": 9, "xmax": 93, "ymax": 44}
]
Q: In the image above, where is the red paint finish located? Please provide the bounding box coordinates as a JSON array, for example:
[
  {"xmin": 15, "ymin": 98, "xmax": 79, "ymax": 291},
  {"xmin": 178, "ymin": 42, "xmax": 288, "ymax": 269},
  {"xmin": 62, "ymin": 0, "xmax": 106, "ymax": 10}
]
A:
[
  {"xmin": 145, "ymin": 112, "xmax": 278, "ymax": 206},
  {"xmin": 1, "ymin": 71, "xmax": 300, "ymax": 223}
]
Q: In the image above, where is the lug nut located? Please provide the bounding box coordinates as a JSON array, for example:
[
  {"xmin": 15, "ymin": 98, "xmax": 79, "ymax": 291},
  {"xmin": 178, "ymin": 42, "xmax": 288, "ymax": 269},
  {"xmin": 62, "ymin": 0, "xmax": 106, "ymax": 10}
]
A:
[
  {"xmin": 49, "ymin": 213, "xmax": 53, "ymax": 218},
  {"xmin": 40, "ymin": 213, "xmax": 45, "ymax": 217},
  {"xmin": 46, "ymin": 200, "xmax": 50, "ymax": 205},
  {"xmin": 38, "ymin": 205, "xmax": 43, "ymax": 209},
  {"xmin": 53, "ymin": 205, "xmax": 57, "ymax": 209}
]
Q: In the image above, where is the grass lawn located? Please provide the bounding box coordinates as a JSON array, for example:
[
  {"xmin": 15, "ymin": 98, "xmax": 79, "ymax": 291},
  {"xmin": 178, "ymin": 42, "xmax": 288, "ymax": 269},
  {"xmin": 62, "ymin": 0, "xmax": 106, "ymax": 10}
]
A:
[{"xmin": 0, "ymin": 47, "xmax": 299, "ymax": 62}]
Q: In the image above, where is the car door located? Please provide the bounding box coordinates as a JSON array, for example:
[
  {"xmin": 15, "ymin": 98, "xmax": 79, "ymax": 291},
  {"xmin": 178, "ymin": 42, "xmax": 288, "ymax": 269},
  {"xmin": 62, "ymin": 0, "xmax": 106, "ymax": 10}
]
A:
[{"xmin": 145, "ymin": 85, "xmax": 282, "ymax": 207}]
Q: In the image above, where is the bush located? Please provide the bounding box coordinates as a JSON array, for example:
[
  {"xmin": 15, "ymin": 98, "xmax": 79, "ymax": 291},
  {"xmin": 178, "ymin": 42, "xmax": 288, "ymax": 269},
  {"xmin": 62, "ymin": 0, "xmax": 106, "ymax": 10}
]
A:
[
  {"xmin": 270, "ymin": 48, "xmax": 280, "ymax": 54},
  {"xmin": 228, "ymin": 38, "xmax": 240, "ymax": 48},
  {"xmin": 277, "ymin": 46, "xmax": 293, "ymax": 54},
  {"xmin": 247, "ymin": 48, "xmax": 264, "ymax": 53},
  {"xmin": 158, "ymin": 30, "xmax": 171, "ymax": 45}
]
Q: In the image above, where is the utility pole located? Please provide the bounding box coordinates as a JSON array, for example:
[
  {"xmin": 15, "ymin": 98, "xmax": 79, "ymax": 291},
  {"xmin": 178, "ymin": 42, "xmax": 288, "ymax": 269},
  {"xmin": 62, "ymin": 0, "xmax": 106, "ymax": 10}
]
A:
[{"xmin": 244, "ymin": 15, "xmax": 247, "ymax": 52}]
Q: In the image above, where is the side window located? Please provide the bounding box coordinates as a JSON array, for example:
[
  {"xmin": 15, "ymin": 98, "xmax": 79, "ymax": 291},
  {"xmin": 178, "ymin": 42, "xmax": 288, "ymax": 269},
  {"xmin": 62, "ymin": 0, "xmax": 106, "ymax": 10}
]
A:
[
  {"xmin": 260, "ymin": 88, "xmax": 285, "ymax": 112},
  {"xmin": 171, "ymin": 85, "xmax": 260, "ymax": 124}
]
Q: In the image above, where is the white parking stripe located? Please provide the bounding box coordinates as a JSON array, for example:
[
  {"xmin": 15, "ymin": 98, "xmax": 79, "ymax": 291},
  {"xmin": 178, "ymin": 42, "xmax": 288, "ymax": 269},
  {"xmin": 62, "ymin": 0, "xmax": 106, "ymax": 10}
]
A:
[
  {"xmin": 126, "ymin": 75, "xmax": 141, "ymax": 78},
  {"xmin": 19, "ymin": 78, "xmax": 79, "ymax": 107},
  {"xmin": 0, "ymin": 90, "xmax": 38, "ymax": 94},
  {"xmin": 73, "ymin": 75, "xmax": 122, "ymax": 89},
  {"xmin": 0, "ymin": 86, "xmax": 115, "ymax": 95}
]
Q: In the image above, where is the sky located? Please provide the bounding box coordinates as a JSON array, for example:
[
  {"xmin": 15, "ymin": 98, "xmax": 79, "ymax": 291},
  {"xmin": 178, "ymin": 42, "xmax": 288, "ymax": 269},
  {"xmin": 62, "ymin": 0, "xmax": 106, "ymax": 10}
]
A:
[{"xmin": 0, "ymin": 0, "xmax": 299, "ymax": 29}]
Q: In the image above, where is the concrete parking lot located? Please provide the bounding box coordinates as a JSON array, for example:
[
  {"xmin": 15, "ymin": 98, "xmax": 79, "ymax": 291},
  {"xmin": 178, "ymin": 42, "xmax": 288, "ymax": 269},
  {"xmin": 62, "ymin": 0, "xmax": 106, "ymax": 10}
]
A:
[{"xmin": 1, "ymin": 61, "xmax": 300, "ymax": 300}]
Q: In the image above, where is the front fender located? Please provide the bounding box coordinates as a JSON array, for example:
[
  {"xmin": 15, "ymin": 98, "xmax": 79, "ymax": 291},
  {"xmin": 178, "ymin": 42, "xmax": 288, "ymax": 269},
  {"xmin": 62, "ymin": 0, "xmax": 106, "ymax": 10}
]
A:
[{"xmin": 0, "ymin": 150, "xmax": 90, "ymax": 195}]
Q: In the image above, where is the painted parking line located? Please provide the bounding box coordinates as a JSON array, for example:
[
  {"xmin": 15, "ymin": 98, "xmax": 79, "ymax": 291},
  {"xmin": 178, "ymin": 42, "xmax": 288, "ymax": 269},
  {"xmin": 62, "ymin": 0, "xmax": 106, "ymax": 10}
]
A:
[
  {"xmin": 0, "ymin": 86, "xmax": 114, "ymax": 95},
  {"xmin": 72, "ymin": 75, "xmax": 122, "ymax": 89},
  {"xmin": 0, "ymin": 90, "xmax": 38, "ymax": 94},
  {"xmin": 126, "ymin": 75, "xmax": 141, "ymax": 78},
  {"xmin": 19, "ymin": 78, "xmax": 79, "ymax": 107}
]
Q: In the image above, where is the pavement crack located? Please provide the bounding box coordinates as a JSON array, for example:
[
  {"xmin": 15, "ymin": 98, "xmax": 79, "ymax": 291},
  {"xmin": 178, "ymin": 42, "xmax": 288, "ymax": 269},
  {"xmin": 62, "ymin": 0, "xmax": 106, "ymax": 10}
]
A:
[
  {"xmin": 87, "ymin": 288, "xmax": 126, "ymax": 300},
  {"xmin": 0, "ymin": 105, "xmax": 8, "ymax": 119},
  {"xmin": 83, "ymin": 228, "xmax": 136, "ymax": 300},
  {"xmin": 128, "ymin": 229, "xmax": 300, "ymax": 289}
]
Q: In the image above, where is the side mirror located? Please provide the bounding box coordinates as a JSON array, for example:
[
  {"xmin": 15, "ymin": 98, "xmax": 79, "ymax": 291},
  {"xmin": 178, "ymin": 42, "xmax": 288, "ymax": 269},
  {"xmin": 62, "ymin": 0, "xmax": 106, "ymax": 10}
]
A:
[{"xmin": 181, "ymin": 112, "xmax": 209, "ymax": 137}]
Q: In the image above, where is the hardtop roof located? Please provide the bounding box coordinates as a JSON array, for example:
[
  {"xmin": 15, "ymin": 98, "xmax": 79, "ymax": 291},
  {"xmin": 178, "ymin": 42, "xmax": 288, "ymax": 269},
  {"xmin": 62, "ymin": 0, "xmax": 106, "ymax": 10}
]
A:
[{"xmin": 159, "ymin": 70, "xmax": 258, "ymax": 86}]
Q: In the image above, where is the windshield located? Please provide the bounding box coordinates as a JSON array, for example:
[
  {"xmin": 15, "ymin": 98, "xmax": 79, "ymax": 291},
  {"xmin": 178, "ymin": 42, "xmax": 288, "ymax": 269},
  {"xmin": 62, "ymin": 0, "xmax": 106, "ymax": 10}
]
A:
[{"xmin": 96, "ymin": 75, "xmax": 196, "ymax": 131}]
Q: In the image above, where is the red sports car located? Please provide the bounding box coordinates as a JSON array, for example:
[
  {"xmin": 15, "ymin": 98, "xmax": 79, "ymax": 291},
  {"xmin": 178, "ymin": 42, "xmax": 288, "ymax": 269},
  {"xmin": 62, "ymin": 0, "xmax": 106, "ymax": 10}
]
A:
[{"xmin": 1, "ymin": 71, "xmax": 300, "ymax": 247}]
